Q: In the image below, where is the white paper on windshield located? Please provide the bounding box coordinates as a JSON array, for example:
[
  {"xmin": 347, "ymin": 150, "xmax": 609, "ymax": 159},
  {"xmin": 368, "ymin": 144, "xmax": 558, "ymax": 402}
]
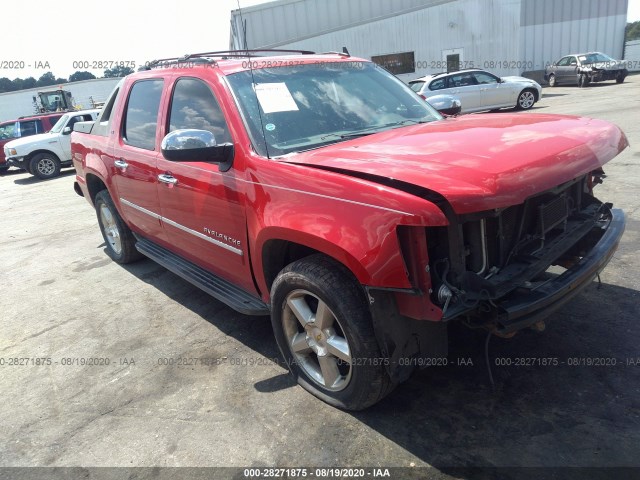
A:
[{"xmin": 254, "ymin": 83, "xmax": 299, "ymax": 114}]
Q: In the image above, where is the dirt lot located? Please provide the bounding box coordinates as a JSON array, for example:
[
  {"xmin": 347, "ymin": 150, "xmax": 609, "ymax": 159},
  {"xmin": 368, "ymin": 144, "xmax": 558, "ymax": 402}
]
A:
[{"xmin": 1, "ymin": 76, "xmax": 639, "ymax": 479}]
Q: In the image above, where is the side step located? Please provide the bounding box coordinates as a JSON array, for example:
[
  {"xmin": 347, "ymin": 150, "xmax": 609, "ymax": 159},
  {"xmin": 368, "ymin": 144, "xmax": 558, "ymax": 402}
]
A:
[{"xmin": 135, "ymin": 238, "xmax": 270, "ymax": 316}]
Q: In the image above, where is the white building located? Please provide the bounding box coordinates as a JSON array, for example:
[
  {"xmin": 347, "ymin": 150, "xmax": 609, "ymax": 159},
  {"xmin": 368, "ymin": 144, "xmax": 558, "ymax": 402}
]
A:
[
  {"xmin": 624, "ymin": 39, "xmax": 640, "ymax": 71},
  {"xmin": 0, "ymin": 77, "xmax": 121, "ymax": 122},
  {"xmin": 230, "ymin": 0, "xmax": 628, "ymax": 83}
]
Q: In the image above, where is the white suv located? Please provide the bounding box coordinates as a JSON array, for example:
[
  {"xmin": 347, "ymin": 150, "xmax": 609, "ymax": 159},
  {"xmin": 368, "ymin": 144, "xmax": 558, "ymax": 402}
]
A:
[
  {"xmin": 409, "ymin": 69, "xmax": 542, "ymax": 113},
  {"xmin": 5, "ymin": 109, "xmax": 101, "ymax": 179}
]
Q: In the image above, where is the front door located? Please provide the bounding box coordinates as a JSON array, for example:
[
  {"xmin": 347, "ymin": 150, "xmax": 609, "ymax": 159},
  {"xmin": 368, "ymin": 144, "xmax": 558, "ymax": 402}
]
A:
[
  {"xmin": 445, "ymin": 72, "xmax": 482, "ymax": 111},
  {"xmin": 155, "ymin": 77, "xmax": 255, "ymax": 294},
  {"xmin": 473, "ymin": 71, "xmax": 513, "ymax": 108}
]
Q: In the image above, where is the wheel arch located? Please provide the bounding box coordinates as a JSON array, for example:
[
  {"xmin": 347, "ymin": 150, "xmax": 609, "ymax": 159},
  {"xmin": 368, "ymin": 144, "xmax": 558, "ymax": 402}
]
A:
[
  {"xmin": 519, "ymin": 87, "xmax": 539, "ymax": 102},
  {"xmin": 85, "ymin": 172, "xmax": 109, "ymax": 206},
  {"xmin": 259, "ymin": 232, "xmax": 371, "ymax": 295},
  {"xmin": 25, "ymin": 149, "xmax": 60, "ymax": 162}
]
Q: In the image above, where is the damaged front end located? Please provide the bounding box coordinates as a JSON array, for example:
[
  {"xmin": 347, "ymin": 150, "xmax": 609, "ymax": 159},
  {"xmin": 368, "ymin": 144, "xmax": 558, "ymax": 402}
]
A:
[
  {"xmin": 579, "ymin": 65, "xmax": 628, "ymax": 83},
  {"xmin": 426, "ymin": 171, "xmax": 625, "ymax": 335}
]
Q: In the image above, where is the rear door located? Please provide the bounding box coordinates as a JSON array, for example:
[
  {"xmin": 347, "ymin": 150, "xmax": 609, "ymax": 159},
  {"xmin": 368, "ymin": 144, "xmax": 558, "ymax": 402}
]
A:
[
  {"xmin": 155, "ymin": 76, "xmax": 255, "ymax": 294},
  {"xmin": 110, "ymin": 79, "xmax": 168, "ymax": 242}
]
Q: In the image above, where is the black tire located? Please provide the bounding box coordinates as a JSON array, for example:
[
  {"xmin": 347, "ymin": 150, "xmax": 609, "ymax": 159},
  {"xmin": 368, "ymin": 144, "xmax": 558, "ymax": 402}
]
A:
[
  {"xmin": 29, "ymin": 152, "xmax": 61, "ymax": 180},
  {"xmin": 516, "ymin": 89, "xmax": 536, "ymax": 110},
  {"xmin": 616, "ymin": 75, "xmax": 625, "ymax": 84},
  {"xmin": 578, "ymin": 74, "xmax": 590, "ymax": 88},
  {"xmin": 94, "ymin": 190, "xmax": 143, "ymax": 264},
  {"xmin": 271, "ymin": 254, "xmax": 393, "ymax": 410},
  {"xmin": 548, "ymin": 74, "xmax": 556, "ymax": 87}
]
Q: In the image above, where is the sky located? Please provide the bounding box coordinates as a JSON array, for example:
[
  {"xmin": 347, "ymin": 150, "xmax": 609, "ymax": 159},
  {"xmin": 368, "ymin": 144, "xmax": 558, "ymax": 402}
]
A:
[
  {"xmin": 3, "ymin": 0, "xmax": 640, "ymax": 81},
  {"xmin": 3, "ymin": 0, "xmax": 273, "ymax": 80}
]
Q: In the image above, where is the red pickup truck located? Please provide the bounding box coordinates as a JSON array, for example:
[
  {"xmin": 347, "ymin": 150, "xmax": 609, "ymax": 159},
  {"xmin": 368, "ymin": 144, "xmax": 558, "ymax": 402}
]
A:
[{"xmin": 72, "ymin": 51, "xmax": 627, "ymax": 410}]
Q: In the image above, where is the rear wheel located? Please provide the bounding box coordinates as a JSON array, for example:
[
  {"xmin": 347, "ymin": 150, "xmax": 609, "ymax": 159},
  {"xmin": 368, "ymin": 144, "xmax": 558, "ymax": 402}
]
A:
[
  {"xmin": 271, "ymin": 254, "xmax": 393, "ymax": 410},
  {"xmin": 94, "ymin": 190, "xmax": 143, "ymax": 264},
  {"xmin": 548, "ymin": 74, "xmax": 557, "ymax": 87},
  {"xmin": 30, "ymin": 152, "xmax": 60, "ymax": 180},
  {"xmin": 516, "ymin": 89, "xmax": 536, "ymax": 110},
  {"xmin": 616, "ymin": 74, "xmax": 625, "ymax": 84}
]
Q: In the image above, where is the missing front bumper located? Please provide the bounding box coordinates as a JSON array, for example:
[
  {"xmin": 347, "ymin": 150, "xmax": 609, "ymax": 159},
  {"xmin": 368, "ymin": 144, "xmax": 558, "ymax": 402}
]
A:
[{"xmin": 493, "ymin": 208, "xmax": 625, "ymax": 334}]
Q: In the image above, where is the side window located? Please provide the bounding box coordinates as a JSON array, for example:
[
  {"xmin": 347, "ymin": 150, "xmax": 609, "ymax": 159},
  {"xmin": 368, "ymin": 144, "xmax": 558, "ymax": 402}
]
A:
[
  {"xmin": 473, "ymin": 72, "xmax": 498, "ymax": 84},
  {"xmin": 0, "ymin": 123, "xmax": 16, "ymax": 139},
  {"xmin": 569, "ymin": 56, "xmax": 578, "ymax": 66},
  {"xmin": 18, "ymin": 120, "xmax": 38, "ymax": 137},
  {"xmin": 557, "ymin": 57, "xmax": 569, "ymax": 67},
  {"xmin": 429, "ymin": 78, "xmax": 447, "ymax": 91},
  {"xmin": 67, "ymin": 115, "xmax": 84, "ymax": 130},
  {"xmin": 123, "ymin": 79, "xmax": 163, "ymax": 150},
  {"xmin": 448, "ymin": 73, "xmax": 476, "ymax": 88},
  {"xmin": 168, "ymin": 78, "xmax": 231, "ymax": 145}
]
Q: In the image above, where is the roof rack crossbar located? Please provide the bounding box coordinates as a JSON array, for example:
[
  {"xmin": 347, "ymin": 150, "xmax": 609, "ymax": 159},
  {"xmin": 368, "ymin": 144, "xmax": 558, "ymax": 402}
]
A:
[
  {"xmin": 142, "ymin": 49, "xmax": 318, "ymax": 69},
  {"xmin": 186, "ymin": 49, "xmax": 316, "ymax": 58}
]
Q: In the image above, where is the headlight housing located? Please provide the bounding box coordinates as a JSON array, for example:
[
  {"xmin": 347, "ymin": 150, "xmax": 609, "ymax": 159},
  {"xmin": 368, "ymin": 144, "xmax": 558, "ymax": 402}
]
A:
[{"xmin": 7, "ymin": 148, "xmax": 17, "ymax": 156}]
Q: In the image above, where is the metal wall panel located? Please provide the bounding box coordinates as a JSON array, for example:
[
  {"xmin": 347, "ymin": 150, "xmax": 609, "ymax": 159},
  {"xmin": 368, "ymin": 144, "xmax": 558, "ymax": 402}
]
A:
[
  {"xmin": 261, "ymin": 0, "xmax": 522, "ymax": 79},
  {"xmin": 520, "ymin": 14, "xmax": 628, "ymax": 72},
  {"xmin": 230, "ymin": 0, "xmax": 629, "ymax": 79},
  {"xmin": 520, "ymin": 0, "xmax": 628, "ymax": 73},
  {"xmin": 624, "ymin": 40, "xmax": 640, "ymax": 72},
  {"xmin": 230, "ymin": 0, "xmax": 457, "ymax": 49}
]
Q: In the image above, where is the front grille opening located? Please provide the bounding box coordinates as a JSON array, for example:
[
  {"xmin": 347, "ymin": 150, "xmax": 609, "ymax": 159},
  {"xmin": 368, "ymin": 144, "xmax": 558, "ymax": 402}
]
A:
[{"xmin": 426, "ymin": 174, "xmax": 603, "ymax": 314}]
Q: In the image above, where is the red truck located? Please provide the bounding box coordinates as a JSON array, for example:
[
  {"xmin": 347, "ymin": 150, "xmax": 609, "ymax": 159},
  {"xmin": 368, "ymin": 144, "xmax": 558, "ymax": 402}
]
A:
[{"xmin": 72, "ymin": 51, "xmax": 627, "ymax": 410}]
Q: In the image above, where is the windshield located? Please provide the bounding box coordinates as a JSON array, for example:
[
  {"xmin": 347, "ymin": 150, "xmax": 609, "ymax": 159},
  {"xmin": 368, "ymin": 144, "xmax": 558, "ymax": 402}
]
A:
[
  {"xmin": 50, "ymin": 114, "xmax": 70, "ymax": 133},
  {"xmin": 0, "ymin": 122, "xmax": 17, "ymax": 140},
  {"xmin": 226, "ymin": 62, "xmax": 441, "ymax": 157},
  {"xmin": 579, "ymin": 53, "xmax": 615, "ymax": 64}
]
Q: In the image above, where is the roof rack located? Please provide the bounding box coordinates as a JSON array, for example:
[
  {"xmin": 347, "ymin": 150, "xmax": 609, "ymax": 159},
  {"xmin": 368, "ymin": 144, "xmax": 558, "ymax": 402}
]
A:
[{"xmin": 141, "ymin": 49, "xmax": 317, "ymax": 70}]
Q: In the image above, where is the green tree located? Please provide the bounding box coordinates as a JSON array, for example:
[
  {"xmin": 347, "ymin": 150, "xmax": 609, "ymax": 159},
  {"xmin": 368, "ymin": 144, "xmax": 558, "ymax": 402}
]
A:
[
  {"xmin": 0, "ymin": 77, "xmax": 15, "ymax": 93},
  {"xmin": 103, "ymin": 66, "xmax": 134, "ymax": 78},
  {"xmin": 35, "ymin": 72, "xmax": 57, "ymax": 87},
  {"xmin": 69, "ymin": 71, "xmax": 96, "ymax": 82},
  {"xmin": 22, "ymin": 77, "xmax": 37, "ymax": 89},
  {"xmin": 626, "ymin": 21, "xmax": 640, "ymax": 41}
]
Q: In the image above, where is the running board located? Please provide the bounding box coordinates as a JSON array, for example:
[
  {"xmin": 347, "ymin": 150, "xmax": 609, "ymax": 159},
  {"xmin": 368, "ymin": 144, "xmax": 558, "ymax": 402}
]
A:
[{"xmin": 135, "ymin": 238, "xmax": 270, "ymax": 316}]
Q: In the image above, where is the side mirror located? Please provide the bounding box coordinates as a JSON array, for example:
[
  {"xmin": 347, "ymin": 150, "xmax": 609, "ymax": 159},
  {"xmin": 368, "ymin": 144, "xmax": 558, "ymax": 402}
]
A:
[
  {"xmin": 63, "ymin": 126, "xmax": 72, "ymax": 135},
  {"xmin": 426, "ymin": 94, "xmax": 462, "ymax": 116},
  {"xmin": 161, "ymin": 129, "xmax": 234, "ymax": 171}
]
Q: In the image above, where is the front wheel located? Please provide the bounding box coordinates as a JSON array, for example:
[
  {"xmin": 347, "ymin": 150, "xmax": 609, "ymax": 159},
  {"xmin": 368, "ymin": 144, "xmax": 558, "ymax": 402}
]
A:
[
  {"xmin": 548, "ymin": 74, "xmax": 557, "ymax": 87},
  {"xmin": 616, "ymin": 74, "xmax": 625, "ymax": 84},
  {"xmin": 30, "ymin": 152, "xmax": 60, "ymax": 180},
  {"xmin": 271, "ymin": 254, "xmax": 393, "ymax": 410},
  {"xmin": 94, "ymin": 190, "xmax": 143, "ymax": 264},
  {"xmin": 578, "ymin": 74, "xmax": 590, "ymax": 88},
  {"xmin": 516, "ymin": 89, "xmax": 536, "ymax": 110}
]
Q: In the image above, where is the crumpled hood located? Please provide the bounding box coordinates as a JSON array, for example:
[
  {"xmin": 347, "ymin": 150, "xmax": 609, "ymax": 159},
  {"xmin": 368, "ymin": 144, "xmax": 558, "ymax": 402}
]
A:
[
  {"xmin": 282, "ymin": 113, "xmax": 628, "ymax": 214},
  {"xmin": 5, "ymin": 132, "xmax": 58, "ymax": 151}
]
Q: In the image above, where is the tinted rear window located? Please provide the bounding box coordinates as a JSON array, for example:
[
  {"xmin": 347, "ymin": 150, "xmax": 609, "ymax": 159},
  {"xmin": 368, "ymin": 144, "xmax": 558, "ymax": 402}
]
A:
[{"xmin": 123, "ymin": 80, "xmax": 164, "ymax": 150}]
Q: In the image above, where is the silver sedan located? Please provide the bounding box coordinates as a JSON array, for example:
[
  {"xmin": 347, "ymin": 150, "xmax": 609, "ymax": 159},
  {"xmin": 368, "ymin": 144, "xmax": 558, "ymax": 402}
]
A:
[{"xmin": 410, "ymin": 69, "xmax": 542, "ymax": 113}]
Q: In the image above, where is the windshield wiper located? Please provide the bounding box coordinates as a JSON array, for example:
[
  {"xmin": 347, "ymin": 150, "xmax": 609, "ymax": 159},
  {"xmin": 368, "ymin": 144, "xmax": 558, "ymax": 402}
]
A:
[{"xmin": 321, "ymin": 119, "xmax": 430, "ymax": 141}]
